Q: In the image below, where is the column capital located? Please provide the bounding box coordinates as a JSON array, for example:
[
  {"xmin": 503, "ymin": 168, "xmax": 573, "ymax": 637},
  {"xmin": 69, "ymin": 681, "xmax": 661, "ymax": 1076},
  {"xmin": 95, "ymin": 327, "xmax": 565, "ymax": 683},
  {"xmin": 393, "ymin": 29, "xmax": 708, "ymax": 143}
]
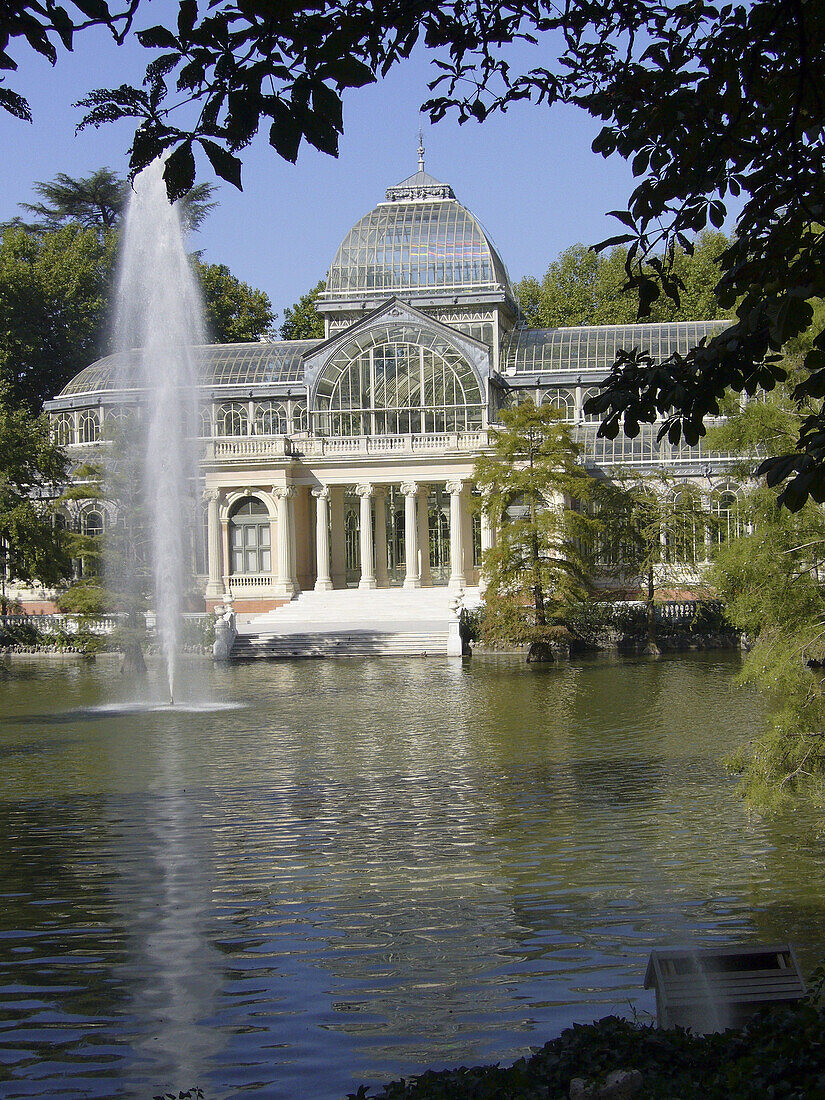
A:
[
  {"xmin": 311, "ymin": 485, "xmax": 331, "ymax": 501},
  {"xmin": 445, "ymin": 478, "xmax": 465, "ymax": 496},
  {"xmin": 203, "ymin": 488, "xmax": 220, "ymax": 503},
  {"xmin": 271, "ymin": 484, "xmax": 296, "ymax": 500},
  {"xmin": 355, "ymin": 482, "xmax": 373, "ymax": 498},
  {"xmin": 400, "ymin": 481, "xmax": 419, "ymax": 497}
]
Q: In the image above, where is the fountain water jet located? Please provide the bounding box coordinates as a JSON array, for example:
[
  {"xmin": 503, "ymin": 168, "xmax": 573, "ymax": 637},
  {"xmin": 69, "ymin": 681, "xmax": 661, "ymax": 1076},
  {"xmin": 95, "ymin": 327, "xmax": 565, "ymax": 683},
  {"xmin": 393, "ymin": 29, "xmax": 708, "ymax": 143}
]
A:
[{"xmin": 108, "ymin": 161, "xmax": 204, "ymax": 702}]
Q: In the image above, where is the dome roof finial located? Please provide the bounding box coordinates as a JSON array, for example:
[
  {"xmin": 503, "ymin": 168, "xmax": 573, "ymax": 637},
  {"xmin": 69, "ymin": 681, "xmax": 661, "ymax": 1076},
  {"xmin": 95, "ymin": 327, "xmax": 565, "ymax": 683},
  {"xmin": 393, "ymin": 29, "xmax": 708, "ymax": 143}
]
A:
[{"xmin": 418, "ymin": 125, "xmax": 425, "ymax": 174}]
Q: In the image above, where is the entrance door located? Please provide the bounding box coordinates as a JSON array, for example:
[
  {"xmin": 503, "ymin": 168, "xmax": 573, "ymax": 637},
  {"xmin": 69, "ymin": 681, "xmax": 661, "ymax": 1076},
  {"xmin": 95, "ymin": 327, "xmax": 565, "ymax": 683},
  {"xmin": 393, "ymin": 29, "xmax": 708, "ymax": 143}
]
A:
[
  {"xmin": 344, "ymin": 502, "xmax": 360, "ymax": 586},
  {"xmin": 385, "ymin": 486, "xmax": 405, "ymax": 586},
  {"xmin": 428, "ymin": 487, "xmax": 450, "ymax": 586}
]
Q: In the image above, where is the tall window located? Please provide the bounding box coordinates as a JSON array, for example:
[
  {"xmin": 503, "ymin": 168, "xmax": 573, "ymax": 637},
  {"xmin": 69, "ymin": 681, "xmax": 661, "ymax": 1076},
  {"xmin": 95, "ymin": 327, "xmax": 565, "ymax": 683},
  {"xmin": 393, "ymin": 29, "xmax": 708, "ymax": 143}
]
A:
[
  {"xmin": 255, "ymin": 401, "xmax": 288, "ymax": 435},
  {"xmin": 216, "ymin": 402, "xmax": 248, "ymax": 437},
  {"xmin": 581, "ymin": 387, "xmax": 602, "ymax": 423},
  {"xmin": 53, "ymin": 413, "xmax": 74, "ymax": 446},
  {"xmin": 229, "ymin": 498, "xmax": 270, "ymax": 575},
  {"xmin": 711, "ymin": 486, "xmax": 744, "ymax": 545},
  {"xmin": 315, "ymin": 323, "xmax": 483, "ymax": 436},
  {"xmin": 77, "ymin": 410, "xmax": 100, "ymax": 443},
  {"xmin": 665, "ymin": 489, "xmax": 703, "ymax": 566},
  {"xmin": 541, "ymin": 389, "xmax": 576, "ymax": 421}
]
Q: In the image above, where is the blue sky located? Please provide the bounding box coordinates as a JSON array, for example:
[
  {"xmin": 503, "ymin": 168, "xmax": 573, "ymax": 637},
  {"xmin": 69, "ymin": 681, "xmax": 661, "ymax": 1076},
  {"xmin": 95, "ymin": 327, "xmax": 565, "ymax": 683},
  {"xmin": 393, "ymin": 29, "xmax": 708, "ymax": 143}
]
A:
[{"xmin": 0, "ymin": 21, "xmax": 639, "ymax": 322}]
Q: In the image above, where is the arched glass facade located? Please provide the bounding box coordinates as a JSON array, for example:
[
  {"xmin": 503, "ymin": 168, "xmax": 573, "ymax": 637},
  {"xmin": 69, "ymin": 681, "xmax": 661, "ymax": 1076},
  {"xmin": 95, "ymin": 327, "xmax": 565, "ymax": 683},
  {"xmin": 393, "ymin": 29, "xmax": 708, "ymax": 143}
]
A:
[{"xmin": 314, "ymin": 324, "xmax": 483, "ymax": 436}]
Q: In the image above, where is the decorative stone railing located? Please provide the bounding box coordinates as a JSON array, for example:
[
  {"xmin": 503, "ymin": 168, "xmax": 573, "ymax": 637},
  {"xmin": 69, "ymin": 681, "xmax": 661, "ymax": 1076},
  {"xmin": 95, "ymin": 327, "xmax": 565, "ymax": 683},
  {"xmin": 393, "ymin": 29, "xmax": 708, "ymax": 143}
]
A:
[
  {"xmin": 0, "ymin": 613, "xmax": 119, "ymax": 634},
  {"xmin": 204, "ymin": 430, "xmax": 491, "ymax": 462},
  {"xmin": 202, "ymin": 423, "xmax": 735, "ymax": 471},
  {"xmin": 227, "ymin": 574, "xmax": 272, "ymax": 589}
]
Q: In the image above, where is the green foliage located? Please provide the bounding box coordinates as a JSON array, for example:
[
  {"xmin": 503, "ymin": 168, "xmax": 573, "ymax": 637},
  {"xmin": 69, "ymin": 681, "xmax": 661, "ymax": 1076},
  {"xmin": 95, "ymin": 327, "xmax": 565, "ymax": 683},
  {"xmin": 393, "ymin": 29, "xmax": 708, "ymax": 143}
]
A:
[
  {"xmin": 279, "ymin": 279, "xmax": 325, "ymax": 340},
  {"xmin": 474, "ymin": 400, "xmax": 601, "ymax": 650},
  {"xmin": 3, "ymin": 1, "xmax": 824, "ymax": 498},
  {"xmin": 60, "ymin": 418, "xmax": 150, "ymax": 632},
  {"xmin": 0, "ymin": 617, "xmax": 105, "ymax": 653},
  {"xmin": 0, "ymin": 169, "xmax": 269, "ymax": 409},
  {"xmin": 194, "ymin": 260, "xmax": 275, "ymax": 342},
  {"xmin": 0, "ymin": 222, "xmax": 116, "ymax": 410},
  {"xmin": 346, "ymin": 999, "xmax": 825, "ymax": 1099},
  {"xmin": 281, "ymin": 279, "xmax": 325, "ymax": 338},
  {"xmin": 516, "ymin": 232, "xmax": 731, "ymax": 329},
  {"xmin": 0, "ymin": 400, "xmax": 71, "ymax": 612},
  {"xmin": 15, "ymin": 167, "xmax": 217, "ymax": 235},
  {"xmin": 709, "ymin": 369, "xmax": 825, "ymax": 812}
]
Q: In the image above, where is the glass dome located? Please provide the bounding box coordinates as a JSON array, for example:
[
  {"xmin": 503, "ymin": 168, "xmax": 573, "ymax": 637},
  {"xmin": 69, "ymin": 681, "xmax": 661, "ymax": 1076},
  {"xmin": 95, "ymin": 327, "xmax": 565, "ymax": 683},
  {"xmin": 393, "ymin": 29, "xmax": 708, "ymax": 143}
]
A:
[{"xmin": 325, "ymin": 172, "xmax": 513, "ymax": 298}]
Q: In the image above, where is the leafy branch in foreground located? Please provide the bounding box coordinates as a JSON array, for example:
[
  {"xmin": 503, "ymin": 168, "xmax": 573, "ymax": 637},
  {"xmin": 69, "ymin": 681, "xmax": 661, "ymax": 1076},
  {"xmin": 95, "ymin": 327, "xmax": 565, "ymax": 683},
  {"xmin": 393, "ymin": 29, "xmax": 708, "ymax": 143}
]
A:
[{"xmin": 3, "ymin": 1, "xmax": 824, "ymax": 503}]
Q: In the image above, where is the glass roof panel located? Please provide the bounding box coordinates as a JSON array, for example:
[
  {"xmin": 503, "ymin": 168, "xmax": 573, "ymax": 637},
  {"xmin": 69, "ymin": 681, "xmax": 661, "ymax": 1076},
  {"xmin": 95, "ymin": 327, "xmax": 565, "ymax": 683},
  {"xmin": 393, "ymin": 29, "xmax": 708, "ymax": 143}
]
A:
[
  {"xmin": 58, "ymin": 340, "xmax": 322, "ymax": 397},
  {"xmin": 325, "ymin": 199, "xmax": 513, "ymax": 297},
  {"xmin": 505, "ymin": 321, "xmax": 731, "ymax": 375}
]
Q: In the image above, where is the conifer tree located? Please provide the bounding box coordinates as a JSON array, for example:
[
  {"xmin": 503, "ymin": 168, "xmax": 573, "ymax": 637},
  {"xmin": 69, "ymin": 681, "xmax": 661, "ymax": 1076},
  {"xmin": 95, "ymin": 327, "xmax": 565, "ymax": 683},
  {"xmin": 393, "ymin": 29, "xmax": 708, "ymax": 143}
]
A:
[{"xmin": 474, "ymin": 400, "xmax": 601, "ymax": 660}]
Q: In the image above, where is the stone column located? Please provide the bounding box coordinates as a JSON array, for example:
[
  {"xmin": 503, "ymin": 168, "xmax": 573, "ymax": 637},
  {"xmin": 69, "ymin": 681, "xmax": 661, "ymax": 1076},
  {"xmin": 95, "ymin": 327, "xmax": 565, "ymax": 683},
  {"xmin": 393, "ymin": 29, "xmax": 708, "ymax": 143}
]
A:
[
  {"xmin": 446, "ymin": 479, "xmax": 466, "ymax": 590},
  {"xmin": 330, "ymin": 485, "xmax": 346, "ymax": 589},
  {"xmin": 374, "ymin": 486, "xmax": 389, "ymax": 587},
  {"xmin": 312, "ymin": 486, "xmax": 333, "ymax": 591},
  {"xmin": 220, "ymin": 516, "xmax": 231, "ymax": 597},
  {"xmin": 401, "ymin": 481, "xmax": 420, "ymax": 589},
  {"xmin": 479, "ymin": 497, "xmax": 495, "ymax": 593},
  {"xmin": 272, "ymin": 485, "xmax": 297, "ymax": 597},
  {"xmin": 356, "ymin": 483, "xmax": 376, "ymax": 589},
  {"xmin": 204, "ymin": 489, "xmax": 223, "ymax": 598}
]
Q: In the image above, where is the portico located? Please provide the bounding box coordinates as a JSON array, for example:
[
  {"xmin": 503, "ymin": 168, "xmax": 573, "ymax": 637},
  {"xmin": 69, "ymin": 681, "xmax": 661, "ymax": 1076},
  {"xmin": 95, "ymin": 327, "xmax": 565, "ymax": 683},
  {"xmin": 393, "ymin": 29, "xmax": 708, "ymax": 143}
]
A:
[{"xmin": 203, "ymin": 466, "xmax": 481, "ymax": 609}]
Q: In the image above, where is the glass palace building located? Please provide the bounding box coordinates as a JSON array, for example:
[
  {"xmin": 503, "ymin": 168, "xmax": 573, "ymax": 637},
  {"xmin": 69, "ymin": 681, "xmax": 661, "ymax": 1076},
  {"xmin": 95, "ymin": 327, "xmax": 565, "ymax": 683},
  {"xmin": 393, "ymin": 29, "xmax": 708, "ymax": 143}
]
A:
[{"xmin": 47, "ymin": 166, "xmax": 737, "ymax": 612}]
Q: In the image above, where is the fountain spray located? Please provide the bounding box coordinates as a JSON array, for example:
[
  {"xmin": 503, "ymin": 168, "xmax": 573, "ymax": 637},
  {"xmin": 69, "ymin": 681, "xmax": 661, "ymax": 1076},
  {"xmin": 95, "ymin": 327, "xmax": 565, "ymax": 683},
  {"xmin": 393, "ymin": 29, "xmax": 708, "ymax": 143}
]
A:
[{"xmin": 110, "ymin": 160, "xmax": 204, "ymax": 703}]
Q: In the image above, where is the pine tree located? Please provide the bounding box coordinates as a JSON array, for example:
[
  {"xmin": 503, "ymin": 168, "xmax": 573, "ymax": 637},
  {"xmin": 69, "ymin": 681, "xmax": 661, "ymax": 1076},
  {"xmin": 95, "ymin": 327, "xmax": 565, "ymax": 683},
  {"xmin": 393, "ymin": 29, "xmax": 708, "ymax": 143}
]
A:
[{"xmin": 474, "ymin": 400, "xmax": 602, "ymax": 660}]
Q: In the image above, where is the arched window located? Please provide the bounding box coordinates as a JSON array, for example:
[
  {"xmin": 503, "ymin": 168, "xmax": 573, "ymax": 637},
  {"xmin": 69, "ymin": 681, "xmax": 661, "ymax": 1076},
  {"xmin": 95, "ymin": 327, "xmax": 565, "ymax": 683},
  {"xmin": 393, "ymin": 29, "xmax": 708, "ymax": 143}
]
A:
[
  {"xmin": 665, "ymin": 488, "xmax": 703, "ymax": 566},
  {"xmin": 104, "ymin": 406, "xmax": 131, "ymax": 432},
  {"xmin": 84, "ymin": 510, "xmax": 104, "ymax": 537},
  {"xmin": 216, "ymin": 402, "xmax": 248, "ymax": 437},
  {"xmin": 344, "ymin": 507, "xmax": 360, "ymax": 581},
  {"xmin": 254, "ymin": 401, "xmax": 288, "ymax": 435},
  {"xmin": 199, "ymin": 406, "xmax": 213, "ymax": 438},
  {"xmin": 290, "ymin": 399, "xmax": 308, "ymax": 433},
  {"xmin": 581, "ymin": 387, "xmax": 602, "ymax": 423},
  {"xmin": 79, "ymin": 509, "xmax": 104, "ymax": 577},
  {"xmin": 228, "ymin": 497, "xmax": 270, "ymax": 575},
  {"xmin": 315, "ymin": 323, "xmax": 483, "ymax": 436},
  {"xmin": 711, "ymin": 486, "xmax": 745, "ymax": 545},
  {"xmin": 53, "ymin": 413, "xmax": 74, "ymax": 446},
  {"xmin": 77, "ymin": 410, "xmax": 100, "ymax": 443},
  {"xmin": 541, "ymin": 388, "xmax": 576, "ymax": 421}
]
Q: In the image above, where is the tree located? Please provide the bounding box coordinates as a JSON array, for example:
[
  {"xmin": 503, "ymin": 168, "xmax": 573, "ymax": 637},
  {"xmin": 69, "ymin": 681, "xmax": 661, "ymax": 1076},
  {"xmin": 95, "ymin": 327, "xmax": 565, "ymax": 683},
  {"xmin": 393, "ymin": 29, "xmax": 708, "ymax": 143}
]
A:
[
  {"xmin": 474, "ymin": 400, "xmax": 601, "ymax": 660},
  {"xmin": 280, "ymin": 279, "xmax": 325, "ymax": 340},
  {"xmin": 195, "ymin": 260, "xmax": 276, "ymax": 342},
  {"xmin": 0, "ymin": 223, "xmax": 116, "ymax": 411},
  {"xmin": 706, "ymin": 331, "xmax": 825, "ymax": 811},
  {"xmin": 18, "ymin": 168, "xmax": 218, "ymax": 235},
  {"xmin": 0, "ymin": 397, "xmax": 71, "ymax": 614},
  {"xmin": 59, "ymin": 417, "xmax": 155, "ymax": 672},
  {"xmin": 516, "ymin": 233, "xmax": 732, "ymax": 329},
  {"xmin": 599, "ymin": 474, "xmax": 710, "ymax": 654},
  {"xmin": 0, "ymin": 181, "xmax": 272, "ymax": 410},
  {"xmin": 3, "ymin": 1, "xmax": 823, "ymax": 502}
]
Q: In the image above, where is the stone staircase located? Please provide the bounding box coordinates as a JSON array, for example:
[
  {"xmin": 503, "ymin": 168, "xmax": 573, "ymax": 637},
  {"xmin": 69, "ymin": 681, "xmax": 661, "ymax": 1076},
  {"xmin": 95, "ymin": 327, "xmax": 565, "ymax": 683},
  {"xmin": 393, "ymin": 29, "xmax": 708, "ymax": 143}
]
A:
[{"xmin": 231, "ymin": 586, "xmax": 481, "ymax": 659}]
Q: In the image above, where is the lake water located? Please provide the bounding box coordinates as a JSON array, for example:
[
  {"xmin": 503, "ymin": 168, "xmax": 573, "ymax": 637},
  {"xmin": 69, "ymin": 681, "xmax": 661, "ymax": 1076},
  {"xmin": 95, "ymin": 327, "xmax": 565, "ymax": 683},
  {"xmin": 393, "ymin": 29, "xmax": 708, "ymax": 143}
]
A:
[{"xmin": 1, "ymin": 653, "xmax": 823, "ymax": 1099}]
